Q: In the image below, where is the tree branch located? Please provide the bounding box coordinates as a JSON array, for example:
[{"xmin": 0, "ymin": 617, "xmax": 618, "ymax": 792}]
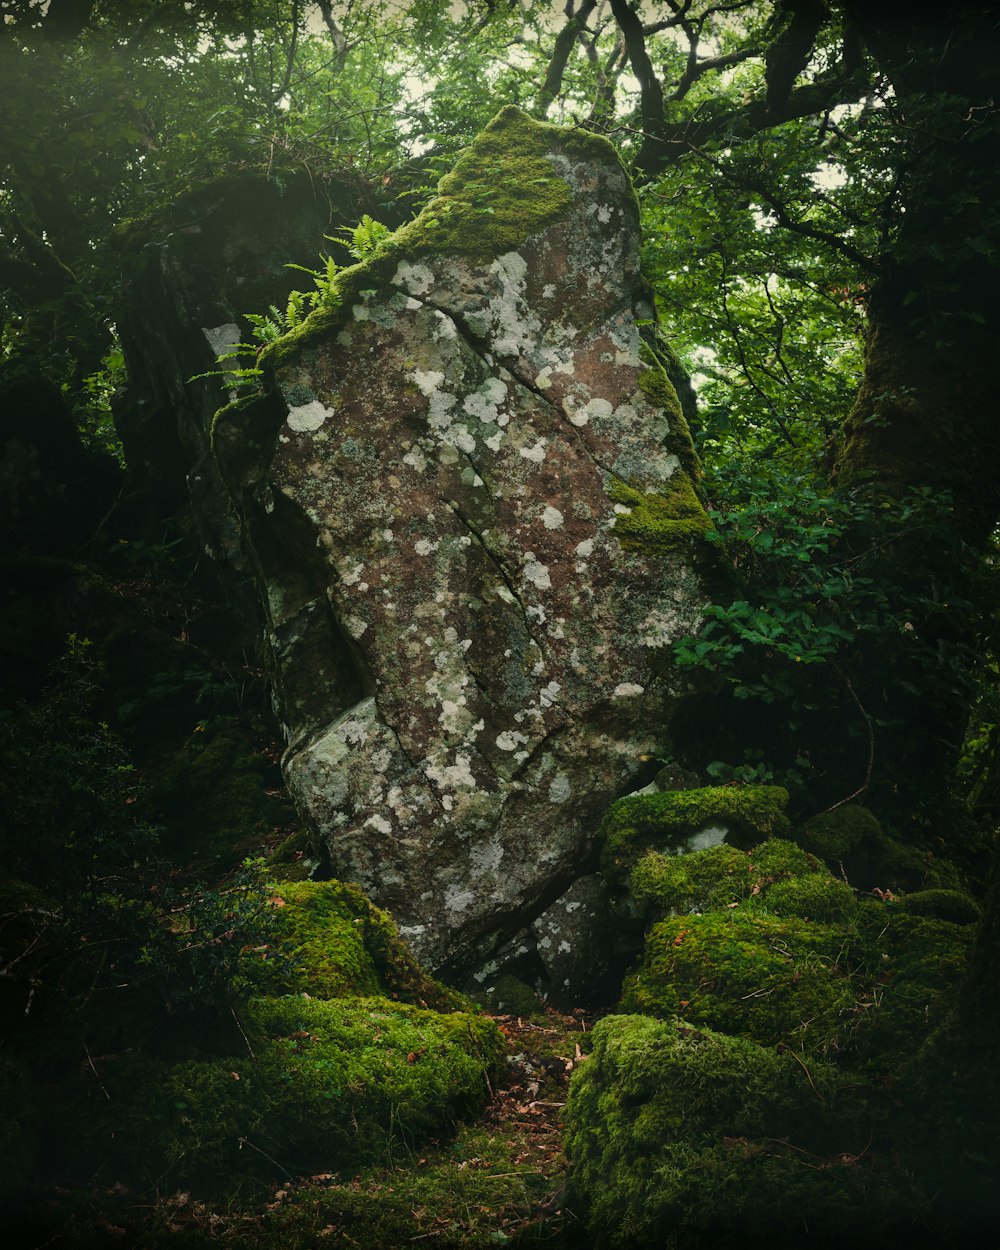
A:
[
  {"xmin": 537, "ymin": 0, "xmax": 599, "ymax": 116},
  {"xmin": 765, "ymin": 0, "xmax": 830, "ymax": 115},
  {"xmin": 609, "ymin": 0, "xmax": 665, "ymax": 170}
]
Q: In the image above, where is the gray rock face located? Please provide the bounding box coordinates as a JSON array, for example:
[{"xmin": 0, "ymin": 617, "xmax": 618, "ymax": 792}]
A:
[{"xmin": 205, "ymin": 109, "xmax": 712, "ymax": 977}]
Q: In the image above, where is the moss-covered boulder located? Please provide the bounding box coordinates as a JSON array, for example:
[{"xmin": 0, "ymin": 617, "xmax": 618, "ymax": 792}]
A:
[
  {"xmin": 260, "ymin": 879, "xmax": 464, "ymax": 1010},
  {"xmin": 795, "ymin": 803, "xmax": 881, "ymax": 867},
  {"xmin": 602, "ymin": 785, "xmax": 791, "ymax": 879},
  {"xmin": 891, "ymin": 887, "xmax": 980, "ymax": 924},
  {"xmin": 564, "ymin": 1014, "xmax": 904, "ymax": 1249},
  {"xmin": 630, "ymin": 836, "xmax": 824, "ymax": 918},
  {"xmin": 622, "ymin": 837, "xmax": 970, "ymax": 1062},
  {"xmin": 72, "ymin": 994, "xmax": 503, "ymax": 1195},
  {"xmin": 621, "ymin": 909, "xmax": 855, "ymax": 1053}
]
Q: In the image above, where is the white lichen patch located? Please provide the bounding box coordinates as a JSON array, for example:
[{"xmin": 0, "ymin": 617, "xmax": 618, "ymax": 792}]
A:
[
  {"xmin": 392, "ymin": 259, "xmax": 435, "ymax": 295},
  {"xmin": 444, "ymin": 883, "xmax": 476, "ymax": 913},
  {"xmin": 541, "ymin": 505, "xmax": 564, "ymax": 530},
  {"xmin": 613, "ymin": 682, "xmax": 645, "ymax": 698},
  {"xmin": 571, "ymin": 396, "xmax": 613, "ymax": 428},
  {"xmin": 539, "ymin": 680, "xmax": 561, "ymax": 707},
  {"xmin": 522, "ymin": 556, "xmax": 551, "ymax": 590},
  {"xmin": 519, "ymin": 439, "xmax": 547, "ymax": 464},
  {"xmin": 463, "ymin": 376, "xmax": 508, "ymax": 423},
  {"xmin": 414, "ymin": 537, "xmax": 439, "ymax": 556},
  {"xmin": 424, "ymin": 751, "xmax": 477, "ymax": 792},
  {"xmin": 364, "ymin": 813, "xmax": 393, "ymax": 835},
  {"xmin": 344, "ymin": 614, "xmax": 369, "ymax": 639},
  {"xmin": 496, "ymin": 729, "xmax": 528, "ymax": 752},
  {"xmin": 287, "ymin": 399, "xmax": 333, "ymax": 433},
  {"xmin": 575, "ymin": 538, "xmax": 594, "ymax": 557},
  {"xmin": 470, "ymin": 835, "xmax": 504, "ymax": 878},
  {"xmin": 548, "ymin": 772, "xmax": 572, "ymax": 804}
]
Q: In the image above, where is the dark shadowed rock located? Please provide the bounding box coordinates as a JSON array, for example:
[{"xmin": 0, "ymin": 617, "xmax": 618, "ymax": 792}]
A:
[
  {"xmin": 207, "ymin": 107, "xmax": 712, "ymax": 977},
  {"xmin": 113, "ymin": 170, "xmax": 376, "ymax": 561}
]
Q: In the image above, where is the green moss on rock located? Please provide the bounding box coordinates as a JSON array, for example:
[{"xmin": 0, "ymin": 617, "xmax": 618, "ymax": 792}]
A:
[
  {"xmin": 795, "ymin": 804, "xmax": 882, "ymax": 868},
  {"xmin": 621, "ymin": 910, "xmax": 854, "ymax": 1053},
  {"xmin": 483, "ymin": 973, "xmax": 545, "ymax": 1018},
  {"xmin": 630, "ymin": 837, "xmax": 828, "ymax": 919},
  {"xmin": 394, "ymin": 105, "xmax": 625, "ymax": 260},
  {"xmin": 637, "ymin": 366, "xmax": 701, "ymax": 481},
  {"xmin": 607, "ymin": 474, "xmax": 711, "ymax": 554},
  {"xmin": 892, "ymin": 887, "xmax": 980, "ymax": 924},
  {"xmin": 764, "ymin": 872, "xmax": 859, "ymax": 924},
  {"xmin": 262, "ymin": 880, "xmax": 465, "ymax": 1011},
  {"xmin": 256, "ymin": 107, "xmax": 625, "ymax": 375},
  {"xmin": 78, "ymin": 994, "xmax": 504, "ymax": 1194},
  {"xmin": 564, "ymin": 1014, "xmax": 895, "ymax": 1249},
  {"xmin": 601, "ymin": 785, "xmax": 791, "ymax": 878}
]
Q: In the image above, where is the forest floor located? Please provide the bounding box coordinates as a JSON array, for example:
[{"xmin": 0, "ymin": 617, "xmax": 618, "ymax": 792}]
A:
[{"xmin": 16, "ymin": 1008, "xmax": 589, "ymax": 1249}]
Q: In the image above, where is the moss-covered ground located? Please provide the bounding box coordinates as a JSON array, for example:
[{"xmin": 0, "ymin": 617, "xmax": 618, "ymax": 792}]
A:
[{"xmin": 5, "ymin": 1007, "xmax": 591, "ymax": 1249}]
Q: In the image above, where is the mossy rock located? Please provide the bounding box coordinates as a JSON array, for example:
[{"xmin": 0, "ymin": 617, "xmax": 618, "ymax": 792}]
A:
[
  {"xmin": 75, "ymin": 994, "xmax": 504, "ymax": 1195},
  {"xmin": 630, "ymin": 837, "xmax": 825, "ymax": 919},
  {"xmin": 852, "ymin": 909, "xmax": 975, "ymax": 1058},
  {"xmin": 254, "ymin": 106, "xmax": 628, "ymax": 375},
  {"xmin": 564, "ymin": 1014, "xmax": 906, "ymax": 1249},
  {"xmin": 764, "ymin": 873, "xmax": 859, "ymax": 924},
  {"xmin": 601, "ymin": 785, "xmax": 791, "ymax": 878},
  {"xmin": 892, "ymin": 887, "xmax": 980, "ymax": 925},
  {"xmin": 795, "ymin": 804, "xmax": 881, "ymax": 871},
  {"xmin": 483, "ymin": 973, "xmax": 545, "ymax": 1018},
  {"xmin": 870, "ymin": 834, "xmax": 966, "ymax": 893},
  {"xmin": 259, "ymin": 879, "xmax": 465, "ymax": 1011},
  {"xmin": 620, "ymin": 909, "xmax": 855, "ymax": 1054}
]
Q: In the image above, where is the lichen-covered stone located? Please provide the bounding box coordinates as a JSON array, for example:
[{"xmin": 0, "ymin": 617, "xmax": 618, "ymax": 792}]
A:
[
  {"xmin": 529, "ymin": 873, "xmax": 617, "ymax": 1006},
  {"xmin": 209, "ymin": 107, "xmax": 711, "ymax": 974}
]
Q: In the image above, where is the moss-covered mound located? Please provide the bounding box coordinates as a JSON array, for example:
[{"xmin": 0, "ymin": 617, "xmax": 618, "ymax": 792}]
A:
[
  {"xmin": 74, "ymin": 994, "xmax": 504, "ymax": 1195},
  {"xmin": 795, "ymin": 803, "xmax": 881, "ymax": 867},
  {"xmin": 564, "ymin": 1014, "xmax": 905, "ymax": 1249},
  {"xmin": 601, "ymin": 785, "xmax": 790, "ymax": 879},
  {"xmin": 259, "ymin": 880, "xmax": 464, "ymax": 1010},
  {"xmin": 622, "ymin": 838, "xmax": 971, "ymax": 1060},
  {"xmin": 630, "ymin": 837, "xmax": 830, "ymax": 918},
  {"xmin": 621, "ymin": 909, "xmax": 855, "ymax": 1053}
]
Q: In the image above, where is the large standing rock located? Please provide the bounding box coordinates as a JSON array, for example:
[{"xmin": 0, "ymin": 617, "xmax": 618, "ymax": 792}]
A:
[{"xmin": 206, "ymin": 108, "xmax": 712, "ymax": 976}]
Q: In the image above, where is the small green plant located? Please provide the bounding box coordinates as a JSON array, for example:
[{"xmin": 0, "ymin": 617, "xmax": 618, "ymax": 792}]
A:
[{"xmin": 189, "ymin": 215, "xmax": 389, "ymax": 396}]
